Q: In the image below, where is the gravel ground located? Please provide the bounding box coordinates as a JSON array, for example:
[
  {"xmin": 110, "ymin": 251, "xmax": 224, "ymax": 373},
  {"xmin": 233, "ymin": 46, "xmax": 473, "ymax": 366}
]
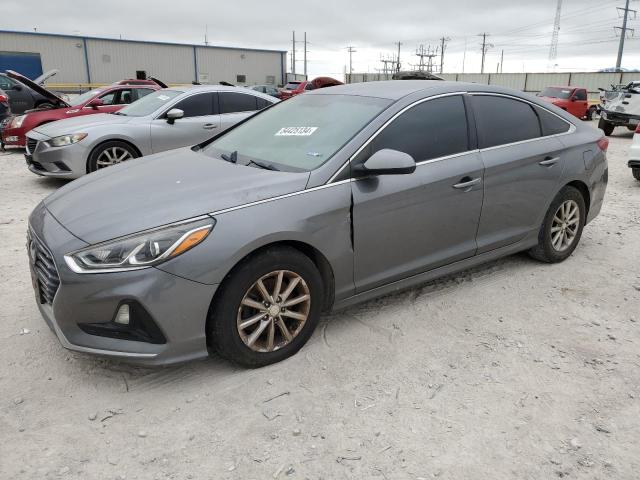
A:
[{"xmin": 1, "ymin": 122, "xmax": 639, "ymax": 480}]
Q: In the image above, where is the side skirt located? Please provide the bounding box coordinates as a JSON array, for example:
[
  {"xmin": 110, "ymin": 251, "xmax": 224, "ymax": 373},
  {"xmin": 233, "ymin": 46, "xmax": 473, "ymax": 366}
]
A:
[{"xmin": 331, "ymin": 233, "xmax": 538, "ymax": 311}]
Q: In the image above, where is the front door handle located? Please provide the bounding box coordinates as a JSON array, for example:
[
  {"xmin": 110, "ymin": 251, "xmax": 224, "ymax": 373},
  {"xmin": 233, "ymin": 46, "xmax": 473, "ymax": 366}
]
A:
[
  {"xmin": 539, "ymin": 156, "xmax": 559, "ymax": 167},
  {"xmin": 203, "ymin": 123, "xmax": 218, "ymax": 130},
  {"xmin": 452, "ymin": 177, "xmax": 481, "ymax": 190}
]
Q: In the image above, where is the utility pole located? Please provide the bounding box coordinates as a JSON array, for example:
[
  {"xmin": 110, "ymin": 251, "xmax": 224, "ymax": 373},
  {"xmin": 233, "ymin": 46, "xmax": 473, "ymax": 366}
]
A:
[
  {"xmin": 478, "ymin": 32, "xmax": 493, "ymax": 74},
  {"xmin": 439, "ymin": 36, "xmax": 450, "ymax": 73},
  {"xmin": 303, "ymin": 32, "xmax": 308, "ymax": 78},
  {"xmin": 396, "ymin": 42, "xmax": 402, "ymax": 72},
  {"xmin": 347, "ymin": 46, "xmax": 357, "ymax": 75},
  {"xmin": 500, "ymin": 49, "xmax": 504, "ymax": 73},
  {"xmin": 204, "ymin": 25, "xmax": 209, "ymax": 46},
  {"xmin": 547, "ymin": 0, "xmax": 563, "ymax": 71},
  {"xmin": 615, "ymin": 0, "xmax": 637, "ymax": 71},
  {"xmin": 292, "ymin": 31, "xmax": 296, "ymax": 76},
  {"xmin": 462, "ymin": 37, "xmax": 467, "ymax": 73}
]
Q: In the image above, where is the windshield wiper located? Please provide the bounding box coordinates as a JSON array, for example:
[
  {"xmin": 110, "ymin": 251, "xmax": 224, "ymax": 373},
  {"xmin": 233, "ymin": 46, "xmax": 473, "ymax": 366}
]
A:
[
  {"xmin": 246, "ymin": 159, "xmax": 279, "ymax": 171},
  {"xmin": 221, "ymin": 150, "xmax": 238, "ymax": 163}
]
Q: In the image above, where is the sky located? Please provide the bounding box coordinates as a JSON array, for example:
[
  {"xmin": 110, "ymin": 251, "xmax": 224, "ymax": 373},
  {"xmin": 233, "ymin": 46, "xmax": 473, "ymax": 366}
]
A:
[{"xmin": 2, "ymin": 0, "xmax": 639, "ymax": 80}]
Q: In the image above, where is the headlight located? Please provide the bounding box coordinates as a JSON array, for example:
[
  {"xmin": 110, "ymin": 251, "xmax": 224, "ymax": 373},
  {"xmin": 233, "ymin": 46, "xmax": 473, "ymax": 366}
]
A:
[
  {"xmin": 64, "ymin": 218, "xmax": 215, "ymax": 273},
  {"xmin": 48, "ymin": 133, "xmax": 88, "ymax": 147},
  {"xmin": 10, "ymin": 115, "xmax": 25, "ymax": 128}
]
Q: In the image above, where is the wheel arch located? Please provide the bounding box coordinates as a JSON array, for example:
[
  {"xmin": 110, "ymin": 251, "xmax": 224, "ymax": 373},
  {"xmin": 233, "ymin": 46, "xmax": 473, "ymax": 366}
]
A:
[
  {"xmin": 565, "ymin": 179, "xmax": 591, "ymax": 215},
  {"xmin": 86, "ymin": 138, "xmax": 143, "ymax": 173}
]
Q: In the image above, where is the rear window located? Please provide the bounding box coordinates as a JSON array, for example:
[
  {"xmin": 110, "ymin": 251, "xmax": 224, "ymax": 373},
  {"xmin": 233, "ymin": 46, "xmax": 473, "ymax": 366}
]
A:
[
  {"xmin": 472, "ymin": 95, "xmax": 541, "ymax": 148},
  {"xmin": 284, "ymin": 82, "xmax": 301, "ymax": 90},
  {"xmin": 540, "ymin": 87, "xmax": 572, "ymax": 99}
]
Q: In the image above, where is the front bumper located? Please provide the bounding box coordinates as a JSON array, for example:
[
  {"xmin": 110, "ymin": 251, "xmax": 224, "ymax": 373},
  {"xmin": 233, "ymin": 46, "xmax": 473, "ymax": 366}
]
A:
[
  {"xmin": 25, "ymin": 130, "xmax": 90, "ymax": 178},
  {"xmin": 28, "ymin": 203, "xmax": 217, "ymax": 365},
  {"xmin": 2, "ymin": 124, "xmax": 26, "ymax": 147},
  {"xmin": 601, "ymin": 110, "xmax": 640, "ymax": 126}
]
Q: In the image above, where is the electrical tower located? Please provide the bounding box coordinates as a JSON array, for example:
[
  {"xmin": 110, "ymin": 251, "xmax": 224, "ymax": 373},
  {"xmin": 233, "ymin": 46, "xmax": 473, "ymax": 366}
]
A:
[
  {"xmin": 547, "ymin": 0, "xmax": 563, "ymax": 71},
  {"xmin": 478, "ymin": 33, "xmax": 493, "ymax": 74},
  {"xmin": 415, "ymin": 45, "xmax": 439, "ymax": 73},
  {"xmin": 439, "ymin": 36, "xmax": 450, "ymax": 74},
  {"xmin": 615, "ymin": 0, "xmax": 637, "ymax": 71},
  {"xmin": 379, "ymin": 54, "xmax": 398, "ymax": 75}
]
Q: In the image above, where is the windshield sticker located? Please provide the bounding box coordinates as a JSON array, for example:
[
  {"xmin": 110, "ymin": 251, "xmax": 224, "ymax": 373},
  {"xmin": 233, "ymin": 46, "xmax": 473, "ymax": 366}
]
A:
[
  {"xmin": 275, "ymin": 127, "xmax": 318, "ymax": 136},
  {"xmin": 157, "ymin": 95, "xmax": 171, "ymax": 101}
]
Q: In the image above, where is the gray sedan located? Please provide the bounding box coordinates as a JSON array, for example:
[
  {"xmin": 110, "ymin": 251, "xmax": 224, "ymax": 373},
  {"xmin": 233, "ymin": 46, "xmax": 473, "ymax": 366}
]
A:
[
  {"xmin": 24, "ymin": 85, "xmax": 277, "ymax": 178},
  {"xmin": 28, "ymin": 81, "xmax": 608, "ymax": 367}
]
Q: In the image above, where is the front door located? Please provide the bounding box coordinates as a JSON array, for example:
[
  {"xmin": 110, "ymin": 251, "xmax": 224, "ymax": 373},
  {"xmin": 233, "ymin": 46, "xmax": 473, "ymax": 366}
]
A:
[
  {"xmin": 570, "ymin": 88, "xmax": 589, "ymax": 118},
  {"xmin": 150, "ymin": 92, "xmax": 221, "ymax": 153},
  {"xmin": 352, "ymin": 94, "xmax": 484, "ymax": 292}
]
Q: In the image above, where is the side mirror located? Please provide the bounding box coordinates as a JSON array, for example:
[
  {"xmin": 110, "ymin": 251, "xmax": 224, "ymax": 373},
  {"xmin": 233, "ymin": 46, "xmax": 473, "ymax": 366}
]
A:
[
  {"xmin": 355, "ymin": 149, "xmax": 416, "ymax": 176},
  {"xmin": 166, "ymin": 108, "xmax": 184, "ymax": 124},
  {"xmin": 87, "ymin": 98, "xmax": 104, "ymax": 109}
]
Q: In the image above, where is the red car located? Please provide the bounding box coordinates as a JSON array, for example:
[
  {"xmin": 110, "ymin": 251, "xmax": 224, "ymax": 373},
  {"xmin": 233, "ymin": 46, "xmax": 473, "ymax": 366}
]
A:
[
  {"xmin": 279, "ymin": 77, "xmax": 343, "ymax": 100},
  {"xmin": 538, "ymin": 86, "xmax": 594, "ymax": 120},
  {"xmin": 2, "ymin": 72, "xmax": 164, "ymax": 147}
]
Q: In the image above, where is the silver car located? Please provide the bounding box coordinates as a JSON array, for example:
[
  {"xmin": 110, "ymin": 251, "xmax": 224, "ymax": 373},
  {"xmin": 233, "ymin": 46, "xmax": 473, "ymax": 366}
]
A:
[
  {"xmin": 24, "ymin": 85, "xmax": 277, "ymax": 178},
  {"xmin": 28, "ymin": 81, "xmax": 608, "ymax": 367}
]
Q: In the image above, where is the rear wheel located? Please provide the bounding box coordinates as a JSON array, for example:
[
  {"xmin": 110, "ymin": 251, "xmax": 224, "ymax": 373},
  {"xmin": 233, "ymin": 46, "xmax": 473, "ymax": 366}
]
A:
[
  {"xmin": 208, "ymin": 246, "xmax": 324, "ymax": 368},
  {"xmin": 586, "ymin": 106, "xmax": 597, "ymax": 121},
  {"xmin": 598, "ymin": 118, "xmax": 614, "ymax": 136},
  {"xmin": 87, "ymin": 141, "xmax": 138, "ymax": 173},
  {"xmin": 529, "ymin": 186, "xmax": 586, "ymax": 263},
  {"xmin": 633, "ymin": 168, "xmax": 640, "ymax": 182}
]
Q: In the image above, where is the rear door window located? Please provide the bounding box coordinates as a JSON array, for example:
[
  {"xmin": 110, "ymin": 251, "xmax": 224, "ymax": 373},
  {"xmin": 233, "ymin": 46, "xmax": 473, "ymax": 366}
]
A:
[
  {"xmin": 472, "ymin": 95, "xmax": 541, "ymax": 148},
  {"xmin": 218, "ymin": 92, "xmax": 258, "ymax": 114},
  {"xmin": 369, "ymin": 95, "xmax": 469, "ymax": 162},
  {"xmin": 170, "ymin": 92, "xmax": 216, "ymax": 117}
]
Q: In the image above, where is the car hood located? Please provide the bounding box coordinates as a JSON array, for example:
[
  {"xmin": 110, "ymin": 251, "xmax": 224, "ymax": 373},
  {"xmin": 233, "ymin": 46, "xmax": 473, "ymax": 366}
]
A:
[
  {"xmin": 44, "ymin": 147, "xmax": 310, "ymax": 244},
  {"xmin": 32, "ymin": 113, "xmax": 135, "ymax": 138},
  {"xmin": 6, "ymin": 70, "xmax": 69, "ymax": 107}
]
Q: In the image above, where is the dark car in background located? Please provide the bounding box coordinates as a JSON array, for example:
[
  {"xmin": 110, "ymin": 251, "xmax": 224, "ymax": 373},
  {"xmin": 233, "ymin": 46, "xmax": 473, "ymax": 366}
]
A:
[{"xmin": 0, "ymin": 70, "xmax": 63, "ymax": 115}]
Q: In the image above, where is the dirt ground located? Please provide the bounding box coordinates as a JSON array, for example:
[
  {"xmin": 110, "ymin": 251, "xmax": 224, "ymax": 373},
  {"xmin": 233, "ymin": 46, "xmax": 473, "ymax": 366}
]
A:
[{"xmin": 1, "ymin": 122, "xmax": 639, "ymax": 480}]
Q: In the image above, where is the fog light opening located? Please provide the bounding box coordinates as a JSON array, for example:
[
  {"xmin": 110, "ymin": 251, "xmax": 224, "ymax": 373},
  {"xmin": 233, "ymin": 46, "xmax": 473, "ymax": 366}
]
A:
[{"xmin": 114, "ymin": 304, "xmax": 130, "ymax": 325}]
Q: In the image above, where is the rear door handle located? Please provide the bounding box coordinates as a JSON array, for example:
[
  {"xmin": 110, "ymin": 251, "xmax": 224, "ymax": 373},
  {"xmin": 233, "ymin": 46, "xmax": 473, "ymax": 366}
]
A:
[
  {"xmin": 539, "ymin": 156, "xmax": 559, "ymax": 167},
  {"xmin": 203, "ymin": 123, "xmax": 218, "ymax": 130},
  {"xmin": 452, "ymin": 177, "xmax": 481, "ymax": 190}
]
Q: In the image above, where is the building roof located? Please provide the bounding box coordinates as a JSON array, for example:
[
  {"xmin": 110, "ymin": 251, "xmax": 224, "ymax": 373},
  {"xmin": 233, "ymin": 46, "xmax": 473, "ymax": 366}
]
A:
[{"xmin": 0, "ymin": 29, "xmax": 286, "ymax": 55}]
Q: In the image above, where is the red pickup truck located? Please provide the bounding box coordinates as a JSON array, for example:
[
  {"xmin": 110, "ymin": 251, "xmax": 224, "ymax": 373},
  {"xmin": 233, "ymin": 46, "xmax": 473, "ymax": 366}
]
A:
[{"xmin": 538, "ymin": 86, "xmax": 597, "ymax": 120}]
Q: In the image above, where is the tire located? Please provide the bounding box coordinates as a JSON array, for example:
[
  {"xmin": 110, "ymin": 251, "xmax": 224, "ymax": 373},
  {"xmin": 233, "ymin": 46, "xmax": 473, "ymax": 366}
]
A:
[
  {"xmin": 529, "ymin": 186, "xmax": 586, "ymax": 263},
  {"xmin": 87, "ymin": 141, "xmax": 138, "ymax": 173},
  {"xmin": 586, "ymin": 106, "xmax": 597, "ymax": 121},
  {"xmin": 598, "ymin": 118, "xmax": 614, "ymax": 136},
  {"xmin": 633, "ymin": 168, "xmax": 640, "ymax": 182},
  {"xmin": 208, "ymin": 246, "xmax": 325, "ymax": 368},
  {"xmin": 628, "ymin": 125, "xmax": 636, "ymax": 131}
]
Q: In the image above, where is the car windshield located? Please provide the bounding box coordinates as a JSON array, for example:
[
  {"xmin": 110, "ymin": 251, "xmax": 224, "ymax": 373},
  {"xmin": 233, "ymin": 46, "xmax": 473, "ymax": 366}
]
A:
[
  {"xmin": 116, "ymin": 90, "xmax": 183, "ymax": 117},
  {"xmin": 284, "ymin": 82, "xmax": 301, "ymax": 90},
  {"xmin": 69, "ymin": 89, "xmax": 103, "ymax": 106},
  {"xmin": 540, "ymin": 87, "xmax": 572, "ymax": 99},
  {"xmin": 204, "ymin": 94, "xmax": 391, "ymax": 172}
]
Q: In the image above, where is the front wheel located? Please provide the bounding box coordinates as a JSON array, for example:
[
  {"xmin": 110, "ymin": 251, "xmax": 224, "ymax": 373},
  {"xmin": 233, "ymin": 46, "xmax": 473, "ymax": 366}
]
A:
[
  {"xmin": 87, "ymin": 141, "xmax": 138, "ymax": 173},
  {"xmin": 208, "ymin": 246, "xmax": 324, "ymax": 368},
  {"xmin": 633, "ymin": 168, "xmax": 640, "ymax": 182},
  {"xmin": 598, "ymin": 118, "xmax": 614, "ymax": 136},
  {"xmin": 586, "ymin": 106, "xmax": 597, "ymax": 121},
  {"xmin": 529, "ymin": 186, "xmax": 586, "ymax": 263}
]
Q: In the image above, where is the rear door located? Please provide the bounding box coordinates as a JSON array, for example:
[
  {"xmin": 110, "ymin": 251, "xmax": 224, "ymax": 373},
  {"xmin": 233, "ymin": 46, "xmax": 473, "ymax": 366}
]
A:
[
  {"xmin": 352, "ymin": 94, "xmax": 485, "ymax": 292},
  {"xmin": 218, "ymin": 92, "xmax": 271, "ymax": 131},
  {"xmin": 471, "ymin": 94, "xmax": 569, "ymax": 253},
  {"xmin": 149, "ymin": 91, "xmax": 220, "ymax": 153}
]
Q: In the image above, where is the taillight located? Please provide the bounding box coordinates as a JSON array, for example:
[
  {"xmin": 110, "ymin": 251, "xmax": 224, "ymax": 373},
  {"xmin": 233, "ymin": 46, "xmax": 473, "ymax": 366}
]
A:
[
  {"xmin": 597, "ymin": 137, "xmax": 609, "ymax": 152},
  {"xmin": 635, "ymin": 124, "xmax": 640, "ymax": 134},
  {"xmin": 0, "ymin": 94, "xmax": 8, "ymax": 103}
]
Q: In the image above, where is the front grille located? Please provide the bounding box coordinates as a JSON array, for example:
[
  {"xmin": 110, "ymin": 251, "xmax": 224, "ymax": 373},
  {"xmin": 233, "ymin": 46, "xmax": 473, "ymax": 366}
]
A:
[
  {"xmin": 27, "ymin": 230, "xmax": 60, "ymax": 305},
  {"xmin": 26, "ymin": 138, "xmax": 38, "ymax": 154}
]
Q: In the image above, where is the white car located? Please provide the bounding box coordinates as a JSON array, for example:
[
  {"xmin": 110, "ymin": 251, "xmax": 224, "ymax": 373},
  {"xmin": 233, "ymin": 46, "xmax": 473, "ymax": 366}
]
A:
[{"xmin": 630, "ymin": 124, "xmax": 640, "ymax": 181}]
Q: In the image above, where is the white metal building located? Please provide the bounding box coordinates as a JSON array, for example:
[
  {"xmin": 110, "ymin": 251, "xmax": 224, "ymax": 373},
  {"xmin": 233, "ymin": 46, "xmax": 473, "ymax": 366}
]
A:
[{"xmin": 0, "ymin": 30, "xmax": 287, "ymax": 87}]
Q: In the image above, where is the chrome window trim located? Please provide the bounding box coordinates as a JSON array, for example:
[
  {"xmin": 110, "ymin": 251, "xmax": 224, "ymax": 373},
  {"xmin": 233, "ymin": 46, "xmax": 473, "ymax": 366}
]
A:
[
  {"xmin": 327, "ymin": 91, "xmax": 469, "ymax": 184},
  {"xmin": 468, "ymin": 92, "xmax": 576, "ymax": 152}
]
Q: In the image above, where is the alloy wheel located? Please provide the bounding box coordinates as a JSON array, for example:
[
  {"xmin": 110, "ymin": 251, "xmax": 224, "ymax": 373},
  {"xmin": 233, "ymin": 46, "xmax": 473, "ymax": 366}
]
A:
[
  {"xmin": 551, "ymin": 200, "xmax": 580, "ymax": 252},
  {"xmin": 96, "ymin": 147, "xmax": 133, "ymax": 169},
  {"xmin": 237, "ymin": 270, "xmax": 311, "ymax": 352}
]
